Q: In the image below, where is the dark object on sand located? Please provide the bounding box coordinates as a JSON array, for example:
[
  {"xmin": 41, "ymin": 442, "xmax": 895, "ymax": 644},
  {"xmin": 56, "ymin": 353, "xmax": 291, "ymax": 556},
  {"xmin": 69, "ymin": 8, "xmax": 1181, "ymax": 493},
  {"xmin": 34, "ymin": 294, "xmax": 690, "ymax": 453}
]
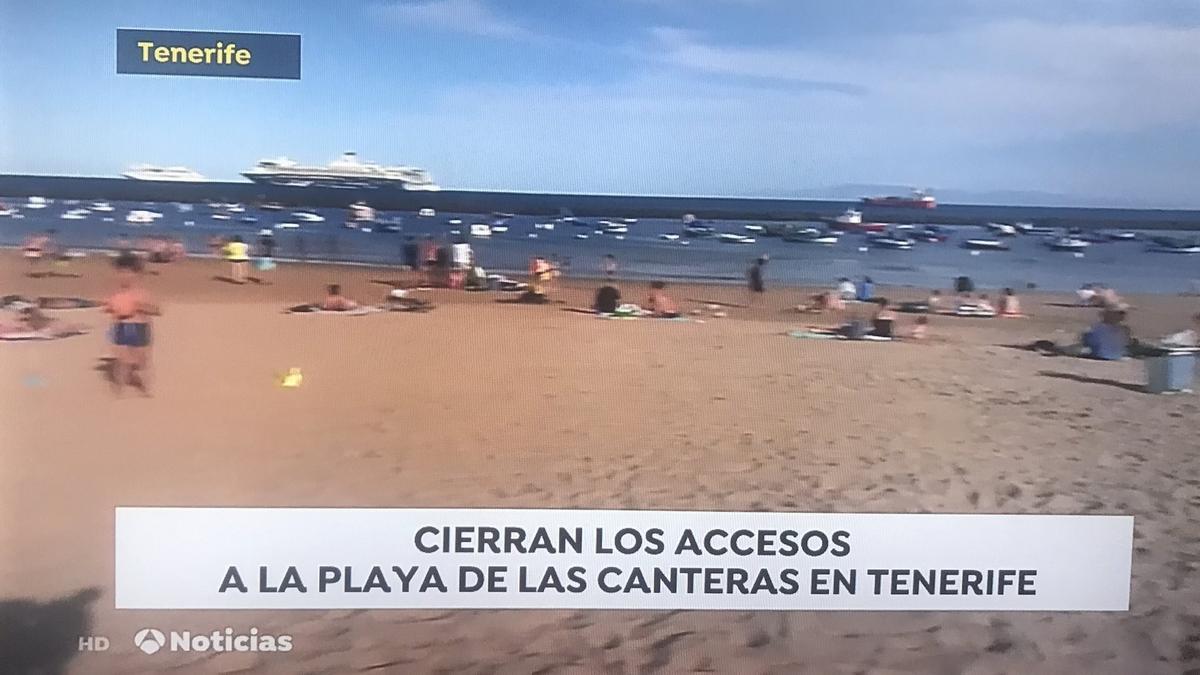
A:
[
  {"xmin": 517, "ymin": 291, "xmax": 550, "ymax": 304},
  {"xmin": 594, "ymin": 286, "xmax": 621, "ymax": 314},
  {"xmin": 898, "ymin": 301, "xmax": 930, "ymax": 313}
]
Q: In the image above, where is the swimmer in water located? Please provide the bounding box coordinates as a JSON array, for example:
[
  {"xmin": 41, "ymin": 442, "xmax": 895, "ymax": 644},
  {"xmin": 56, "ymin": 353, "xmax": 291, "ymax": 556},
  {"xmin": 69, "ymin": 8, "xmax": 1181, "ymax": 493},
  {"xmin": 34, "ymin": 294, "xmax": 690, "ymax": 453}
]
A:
[{"xmin": 103, "ymin": 252, "xmax": 161, "ymax": 396}]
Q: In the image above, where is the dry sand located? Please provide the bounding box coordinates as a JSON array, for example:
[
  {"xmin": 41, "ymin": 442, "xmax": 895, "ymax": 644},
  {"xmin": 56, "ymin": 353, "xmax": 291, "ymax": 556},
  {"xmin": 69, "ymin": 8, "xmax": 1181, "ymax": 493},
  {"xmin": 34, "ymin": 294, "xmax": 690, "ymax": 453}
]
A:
[{"xmin": 1, "ymin": 253, "xmax": 1198, "ymax": 674}]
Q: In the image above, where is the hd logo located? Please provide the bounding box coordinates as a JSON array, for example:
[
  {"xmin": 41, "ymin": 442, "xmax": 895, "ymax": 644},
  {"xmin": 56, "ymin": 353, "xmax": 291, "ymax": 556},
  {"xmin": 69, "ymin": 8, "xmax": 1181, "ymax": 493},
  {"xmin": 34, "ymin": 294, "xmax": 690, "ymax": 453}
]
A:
[{"xmin": 133, "ymin": 627, "xmax": 293, "ymax": 654}]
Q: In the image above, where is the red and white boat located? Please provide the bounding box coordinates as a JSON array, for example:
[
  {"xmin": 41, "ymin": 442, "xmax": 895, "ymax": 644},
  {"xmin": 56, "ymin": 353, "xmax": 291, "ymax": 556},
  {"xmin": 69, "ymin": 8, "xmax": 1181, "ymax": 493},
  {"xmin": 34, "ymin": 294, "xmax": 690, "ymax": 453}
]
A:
[{"xmin": 861, "ymin": 189, "xmax": 937, "ymax": 209}]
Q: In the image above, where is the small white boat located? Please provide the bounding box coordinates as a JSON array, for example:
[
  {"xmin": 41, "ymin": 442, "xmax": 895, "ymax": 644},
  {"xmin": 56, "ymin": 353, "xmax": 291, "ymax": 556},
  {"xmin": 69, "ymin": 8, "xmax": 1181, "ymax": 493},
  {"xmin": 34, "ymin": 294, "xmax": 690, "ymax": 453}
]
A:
[
  {"xmin": 90, "ymin": 201, "xmax": 114, "ymax": 212},
  {"xmin": 274, "ymin": 222, "xmax": 300, "ymax": 230},
  {"xmin": 1107, "ymin": 231, "xmax": 1138, "ymax": 241},
  {"xmin": 788, "ymin": 234, "xmax": 839, "ymax": 245},
  {"xmin": 985, "ymin": 222, "xmax": 1017, "ymax": 236},
  {"xmin": 744, "ymin": 224, "xmax": 765, "ymax": 233},
  {"xmin": 226, "ymin": 204, "xmax": 245, "ymax": 213},
  {"xmin": 871, "ymin": 236, "xmax": 914, "ymax": 250},
  {"xmin": 212, "ymin": 213, "xmax": 231, "ymax": 220},
  {"xmin": 1149, "ymin": 244, "xmax": 1200, "ymax": 254},
  {"xmin": 835, "ymin": 209, "xmax": 862, "ymax": 225},
  {"xmin": 603, "ymin": 224, "xmax": 628, "ymax": 234},
  {"xmin": 534, "ymin": 222, "xmax": 555, "ymax": 230},
  {"xmin": 418, "ymin": 208, "xmax": 436, "ymax": 217},
  {"xmin": 962, "ymin": 238, "xmax": 1009, "ymax": 251},
  {"xmin": 292, "ymin": 212, "xmax": 325, "ymax": 223},
  {"xmin": 448, "ymin": 219, "xmax": 463, "ymax": 225},
  {"xmin": 470, "ymin": 223, "xmax": 492, "ymax": 237},
  {"xmin": 490, "ymin": 225, "xmax": 509, "ymax": 233},
  {"xmin": 719, "ymin": 233, "xmax": 756, "ymax": 244},
  {"xmin": 659, "ymin": 233, "xmax": 680, "ymax": 241},
  {"xmin": 126, "ymin": 210, "xmax": 161, "ymax": 225},
  {"xmin": 614, "ymin": 235, "xmax": 626, "ymax": 240},
  {"xmin": 25, "ymin": 196, "xmax": 48, "ymax": 209},
  {"xmin": 1014, "ymin": 222, "xmax": 1056, "ymax": 235},
  {"xmin": 621, "ymin": 218, "xmax": 637, "ymax": 224},
  {"xmin": 260, "ymin": 202, "xmax": 284, "ymax": 211},
  {"xmin": 575, "ymin": 233, "xmax": 589, "ymax": 240},
  {"xmin": 240, "ymin": 216, "xmax": 259, "ymax": 224},
  {"xmin": 60, "ymin": 208, "xmax": 90, "ymax": 220},
  {"xmin": 0, "ymin": 207, "xmax": 16, "ymax": 217},
  {"xmin": 1047, "ymin": 237, "xmax": 1089, "ymax": 251}
]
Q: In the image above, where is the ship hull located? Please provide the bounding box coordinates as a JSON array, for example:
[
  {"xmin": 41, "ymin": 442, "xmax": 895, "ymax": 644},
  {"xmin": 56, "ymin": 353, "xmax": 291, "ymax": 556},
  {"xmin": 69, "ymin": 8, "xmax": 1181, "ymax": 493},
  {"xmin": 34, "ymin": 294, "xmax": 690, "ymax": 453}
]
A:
[
  {"xmin": 242, "ymin": 173, "xmax": 440, "ymax": 191},
  {"xmin": 861, "ymin": 197, "xmax": 937, "ymax": 209}
]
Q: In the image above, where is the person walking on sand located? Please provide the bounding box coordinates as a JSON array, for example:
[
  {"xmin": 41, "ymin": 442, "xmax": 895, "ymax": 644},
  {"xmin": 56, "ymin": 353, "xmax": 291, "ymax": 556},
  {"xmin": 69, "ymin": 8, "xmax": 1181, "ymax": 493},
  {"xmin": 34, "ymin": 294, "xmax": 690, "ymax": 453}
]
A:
[
  {"xmin": 746, "ymin": 256, "xmax": 767, "ymax": 305},
  {"xmin": 104, "ymin": 252, "xmax": 161, "ymax": 396},
  {"xmin": 22, "ymin": 231, "xmax": 52, "ymax": 277},
  {"xmin": 224, "ymin": 235, "xmax": 250, "ymax": 284},
  {"xmin": 603, "ymin": 254, "xmax": 617, "ymax": 278}
]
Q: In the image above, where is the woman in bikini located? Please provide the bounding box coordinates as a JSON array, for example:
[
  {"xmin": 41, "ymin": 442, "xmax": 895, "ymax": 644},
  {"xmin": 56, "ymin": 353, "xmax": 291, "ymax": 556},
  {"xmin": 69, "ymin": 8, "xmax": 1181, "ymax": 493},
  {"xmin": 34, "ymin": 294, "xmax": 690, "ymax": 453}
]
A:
[{"xmin": 104, "ymin": 253, "xmax": 161, "ymax": 396}]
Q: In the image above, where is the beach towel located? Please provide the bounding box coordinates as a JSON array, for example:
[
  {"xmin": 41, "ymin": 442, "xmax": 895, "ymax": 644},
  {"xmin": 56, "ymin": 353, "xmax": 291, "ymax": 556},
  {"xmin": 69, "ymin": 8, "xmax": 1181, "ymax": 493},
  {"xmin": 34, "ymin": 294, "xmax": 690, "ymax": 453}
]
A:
[
  {"xmin": 285, "ymin": 305, "xmax": 380, "ymax": 316},
  {"xmin": 939, "ymin": 306, "xmax": 997, "ymax": 318},
  {"xmin": 787, "ymin": 329, "xmax": 892, "ymax": 342},
  {"xmin": 1, "ymin": 326, "xmax": 89, "ymax": 341}
]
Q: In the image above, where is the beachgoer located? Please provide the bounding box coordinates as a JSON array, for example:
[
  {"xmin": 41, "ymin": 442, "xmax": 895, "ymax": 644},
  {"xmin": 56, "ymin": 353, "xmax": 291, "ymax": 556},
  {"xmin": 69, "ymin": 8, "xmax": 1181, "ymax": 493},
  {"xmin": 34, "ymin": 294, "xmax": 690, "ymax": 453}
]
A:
[
  {"xmin": 908, "ymin": 315, "xmax": 929, "ymax": 340},
  {"xmin": 1030, "ymin": 309, "xmax": 1129, "ymax": 360},
  {"xmin": 646, "ymin": 281, "xmax": 680, "ymax": 318},
  {"xmin": 872, "ymin": 299, "xmax": 897, "ymax": 338},
  {"xmin": 530, "ymin": 256, "xmax": 557, "ymax": 297},
  {"xmin": 256, "ymin": 229, "xmax": 277, "ymax": 273},
  {"xmin": 836, "ymin": 278, "xmax": 856, "ymax": 301},
  {"xmin": 746, "ymin": 256, "xmax": 767, "ymax": 304},
  {"xmin": 976, "ymin": 294, "xmax": 996, "ymax": 314},
  {"xmin": 603, "ymin": 254, "xmax": 618, "ymax": 278},
  {"xmin": 224, "ymin": 235, "xmax": 250, "ymax": 283},
  {"xmin": 104, "ymin": 252, "xmax": 161, "ymax": 396},
  {"xmin": 320, "ymin": 284, "xmax": 359, "ymax": 312},
  {"xmin": 856, "ymin": 276, "xmax": 874, "ymax": 302},
  {"xmin": 22, "ymin": 231, "xmax": 52, "ymax": 276},
  {"xmin": 208, "ymin": 235, "xmax": 226, "ymax": 258},
  {"xmin": 594, "ymin": 285, "xmax": 621, "ymax": 314},
  {"xmin": 999, "ymin": 288, "xmax": 1023, "ymax": 317},
  {"xmin": 928, "ymin": 289, "xmax": 943, "ymax": 312}
]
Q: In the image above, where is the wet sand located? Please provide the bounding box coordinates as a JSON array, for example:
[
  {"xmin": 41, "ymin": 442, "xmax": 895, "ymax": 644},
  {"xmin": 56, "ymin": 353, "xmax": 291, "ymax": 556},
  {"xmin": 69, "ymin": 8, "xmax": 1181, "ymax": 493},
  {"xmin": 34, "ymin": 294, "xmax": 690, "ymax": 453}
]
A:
[{"xmin": 1, "ymin": 254, "xmax": 1198, "ymax": 674}]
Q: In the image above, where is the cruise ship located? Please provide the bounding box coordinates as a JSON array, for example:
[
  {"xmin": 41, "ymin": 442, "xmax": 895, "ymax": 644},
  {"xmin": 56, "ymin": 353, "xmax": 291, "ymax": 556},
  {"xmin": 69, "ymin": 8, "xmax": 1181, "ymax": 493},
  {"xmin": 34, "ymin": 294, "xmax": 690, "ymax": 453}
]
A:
[
  {"xmin": 123, "ymin": 165, "xmax": 209, "ymax": 182},
  {"xmin": 241, "ymin": 152, "xmax": 440, "ymax": 191}
]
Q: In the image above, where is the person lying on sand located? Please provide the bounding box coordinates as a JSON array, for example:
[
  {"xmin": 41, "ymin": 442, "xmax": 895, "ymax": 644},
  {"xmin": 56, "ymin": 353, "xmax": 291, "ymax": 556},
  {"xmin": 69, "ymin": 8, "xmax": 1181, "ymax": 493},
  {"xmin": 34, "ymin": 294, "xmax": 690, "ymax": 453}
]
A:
[
  {"xmin": 798, "ymin": 290, "xmax": 845, "ymax": 314},
  {"xmin": 0, "ymin": 306, "xmax": 89, "ymax": 339},
  {"xmin": 646, "ymin": 281, "xmax": 680, "ymax": 318},
  {"xmin": 384, "ymin": 288, "xmax": 434, "ymax": 312},
  {"xmin": 320, "ymin": 284, "xmax": 358, "ymax": 311},
  {"xmin": 1028, "ymin": 308, "xmax": 1129, "ymax": 360}
]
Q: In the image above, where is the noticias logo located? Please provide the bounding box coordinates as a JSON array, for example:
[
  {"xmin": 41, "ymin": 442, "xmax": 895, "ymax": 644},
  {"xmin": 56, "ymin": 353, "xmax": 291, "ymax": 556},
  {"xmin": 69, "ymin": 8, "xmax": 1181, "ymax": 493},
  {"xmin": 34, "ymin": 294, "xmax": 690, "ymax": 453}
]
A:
[{"xmin": 133, "ymin": 627, "xmax": 293, "ymax": 654}]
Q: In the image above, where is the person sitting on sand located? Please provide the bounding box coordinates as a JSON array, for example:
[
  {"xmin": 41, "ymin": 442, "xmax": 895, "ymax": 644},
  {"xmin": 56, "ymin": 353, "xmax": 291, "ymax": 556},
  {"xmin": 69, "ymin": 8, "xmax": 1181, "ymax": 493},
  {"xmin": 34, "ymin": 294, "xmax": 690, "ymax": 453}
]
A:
[
  {"xmin": 593, "ymin": 284, "xmax": 621, "ymax": 314},
  {"xmin": 1029, "ymin": 308, "xmax": 1129, "ymax": 360},
  {"xmin": 872, "ymin": 299, "xmax": 897, "ymax": 338},
  {"xmin": 856, "ymin": 276, "xmax": 874, "ymax": 302},
  {"xmin": 928, "ymin": 289, "xmax": 943, "ymax": 312},
  {"xmin": 320, "ymin": 284, "xmax": 359, "ymax": 312},
  {"xmin": 908, "ymin": 315, "xmax": 929, "ymax": 340},
  {"xmin": 104, "ymin": 252, "xmax": 161, "ymax": 395},
  {"xmin": 836, "ymin": 277, "xmax": 856, "ymax": 301},
  {"xmin": 976, "ymin": 294, "xmax": 996, "ymax": 314},
  {"xmin": 646, "ymin": 281, "xmax": 680, "ymax": 318},
  {"xmin": 999, "ymin": 288, "xmax": 1023, "ymax": 317}
]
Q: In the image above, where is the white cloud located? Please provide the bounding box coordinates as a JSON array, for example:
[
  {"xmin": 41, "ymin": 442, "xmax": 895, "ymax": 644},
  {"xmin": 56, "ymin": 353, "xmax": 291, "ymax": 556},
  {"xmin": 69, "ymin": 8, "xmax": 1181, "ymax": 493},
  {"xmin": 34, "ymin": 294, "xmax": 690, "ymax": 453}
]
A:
[
  {"xmin": 645, "ymin": 20, "xmax": 1200, "ymax": 140},
  {"xmin": 370, "ymin": 0, "xmax": 529, "ymax": 39}
]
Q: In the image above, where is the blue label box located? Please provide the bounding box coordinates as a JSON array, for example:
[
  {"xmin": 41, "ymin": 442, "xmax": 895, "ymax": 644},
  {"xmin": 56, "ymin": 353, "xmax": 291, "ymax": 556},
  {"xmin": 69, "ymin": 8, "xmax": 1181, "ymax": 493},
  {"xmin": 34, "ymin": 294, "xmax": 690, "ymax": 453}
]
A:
[{"xmin": 117, "ymin": 29, "xmax": 301, "ymax": 80}]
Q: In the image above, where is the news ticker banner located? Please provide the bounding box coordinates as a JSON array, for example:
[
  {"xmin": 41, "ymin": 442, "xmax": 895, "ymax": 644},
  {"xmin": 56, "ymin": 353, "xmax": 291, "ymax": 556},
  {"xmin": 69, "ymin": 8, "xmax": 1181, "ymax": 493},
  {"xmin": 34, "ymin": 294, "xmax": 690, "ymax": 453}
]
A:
[
  {"xmin": 115, "ymin": 508, "xmax": 1133, "ymax": 611},
  {"xmin": 116, "ymin": 29, "xmax": 301, "ymax": 80}
]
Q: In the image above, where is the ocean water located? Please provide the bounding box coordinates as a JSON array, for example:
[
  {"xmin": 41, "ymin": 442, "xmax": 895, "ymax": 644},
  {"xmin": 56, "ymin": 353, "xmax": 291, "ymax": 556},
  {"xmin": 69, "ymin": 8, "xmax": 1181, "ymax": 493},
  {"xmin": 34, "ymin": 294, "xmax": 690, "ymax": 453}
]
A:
[{"xmin": 2, "ymin": 197, "xmax": 1199, "ymax": 294}]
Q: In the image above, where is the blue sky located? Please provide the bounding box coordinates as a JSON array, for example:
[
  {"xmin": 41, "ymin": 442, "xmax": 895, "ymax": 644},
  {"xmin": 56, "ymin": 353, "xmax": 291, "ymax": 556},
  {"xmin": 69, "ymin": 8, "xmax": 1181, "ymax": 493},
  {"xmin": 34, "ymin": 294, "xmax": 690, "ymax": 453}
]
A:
[{"xmin": 2, "ymin": 0, "xmax": 1200, "ymax": 205}]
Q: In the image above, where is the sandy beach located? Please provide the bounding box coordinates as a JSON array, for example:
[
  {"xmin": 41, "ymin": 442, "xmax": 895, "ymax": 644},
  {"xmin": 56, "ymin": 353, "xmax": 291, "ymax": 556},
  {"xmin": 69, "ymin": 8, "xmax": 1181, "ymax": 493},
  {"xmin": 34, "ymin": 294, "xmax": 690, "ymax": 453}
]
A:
[{"xmin": 2, "ymin": 252, "xmax": 1198, "ymax": 674}]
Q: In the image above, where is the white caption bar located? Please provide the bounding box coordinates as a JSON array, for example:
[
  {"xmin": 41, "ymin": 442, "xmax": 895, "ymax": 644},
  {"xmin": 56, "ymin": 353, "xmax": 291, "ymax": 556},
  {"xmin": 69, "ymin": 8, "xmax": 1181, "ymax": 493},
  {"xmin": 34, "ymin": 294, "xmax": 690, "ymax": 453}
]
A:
[{"xmin": 115, "ymin": 508, "xmax": 1132, "ymax": 611}]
